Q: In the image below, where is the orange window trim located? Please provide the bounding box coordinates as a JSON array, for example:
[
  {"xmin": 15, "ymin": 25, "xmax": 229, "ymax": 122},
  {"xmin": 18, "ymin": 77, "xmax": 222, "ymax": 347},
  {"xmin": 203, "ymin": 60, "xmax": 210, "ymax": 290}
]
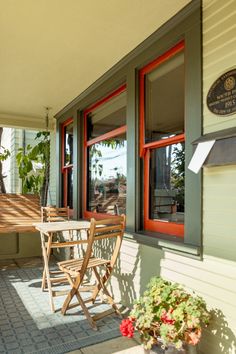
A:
[
  {"xmin": 140, "ymin": 41, "xmax": 185, "ymax": 238},
  {"xmin": 84, "ymin": 84, "xmax": 127, "ymax": 145},
  {"xmin": 61, "ymin": 117, "xmax": 73, "ymax": 169},
  {"xmin": 61, "ymin": 117, "xmax": 73, "ymax": 208},
  {"xmin": 139, "ymin": 40, "xmax": 184, "ymax": 157},
  {"xmin": 86, "ymin": 125, "xmax": 127, "ymax": 147},
  {"xmin": 83, "ymin": 84, "xmax": 127, "ymax": 218}
]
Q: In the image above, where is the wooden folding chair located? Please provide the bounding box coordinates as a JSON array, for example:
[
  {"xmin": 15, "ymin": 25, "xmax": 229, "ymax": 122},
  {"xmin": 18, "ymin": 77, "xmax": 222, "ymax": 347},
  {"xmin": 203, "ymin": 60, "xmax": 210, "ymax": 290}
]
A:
[
  {"xmin": 40, "ymin": 205, "xmax": 80, "ymax": 303},
  {"xmin": 41, "ymin": 206, "xmax": 70, "ymax": 222},
  {"xmin": 41, "ymin": 205, "xmax": 74, "ymax": 260},
  {"xmin": 57, "ymin": 215, "xmax": 126, "ymax": 330}
]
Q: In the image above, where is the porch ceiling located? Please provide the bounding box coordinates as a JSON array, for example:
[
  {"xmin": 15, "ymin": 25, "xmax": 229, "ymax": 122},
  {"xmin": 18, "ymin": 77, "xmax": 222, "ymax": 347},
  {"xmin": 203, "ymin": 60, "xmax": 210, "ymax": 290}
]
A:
[{"xmin": 0, "ymin": 0, "xmax": 190, "ymax": 130}]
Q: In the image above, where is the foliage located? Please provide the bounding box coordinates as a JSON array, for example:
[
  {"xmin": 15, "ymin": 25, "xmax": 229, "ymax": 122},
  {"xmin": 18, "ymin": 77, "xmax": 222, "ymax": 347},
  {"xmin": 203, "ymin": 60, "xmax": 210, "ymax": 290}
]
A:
[
  {"xmin": 89, "ymin": 138, "xmax": 125, "ymax": 178},
  {"xmin": 120, "ymin": 277, "xmax": 210, "ymax": 350},
  {"xmin": 16, "ymin": 132, "xmax": 50, "ymax": 205},
  {"xmin": 171, "ymin": 143, "xmax": 185, "ymax": 212},
  {"xmin": 0, "ymin": 146, "xmax": 11, "ymax": 193},
  {"xmin": 0, "ymin": 145, "xmax": 10, "ymax": 162},
  {"xmin": 0, "ymin": 127, "xmax": 11, "ymax": 193}
]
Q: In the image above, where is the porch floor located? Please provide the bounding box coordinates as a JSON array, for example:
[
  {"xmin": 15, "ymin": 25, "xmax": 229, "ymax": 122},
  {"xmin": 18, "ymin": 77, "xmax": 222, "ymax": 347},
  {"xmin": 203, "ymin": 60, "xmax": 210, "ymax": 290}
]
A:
[{"xmin": 0, "ymin": 257, "xmax": 140, "ymax": 354}]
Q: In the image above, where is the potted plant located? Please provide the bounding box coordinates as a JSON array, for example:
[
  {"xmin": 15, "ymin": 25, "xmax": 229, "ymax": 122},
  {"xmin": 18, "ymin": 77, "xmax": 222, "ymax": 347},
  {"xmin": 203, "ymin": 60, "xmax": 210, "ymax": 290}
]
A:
[{"xmin": 120, "ymin": 277, "xmax": 210, "ymax": 354}]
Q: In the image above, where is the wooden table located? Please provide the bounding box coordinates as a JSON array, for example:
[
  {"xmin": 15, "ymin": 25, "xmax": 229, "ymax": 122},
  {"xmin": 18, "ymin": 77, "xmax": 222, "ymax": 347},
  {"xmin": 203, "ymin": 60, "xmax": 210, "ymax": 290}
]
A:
[{"xmin": 34, "ymin": 220, "xmax": 91, "ymax": 312}]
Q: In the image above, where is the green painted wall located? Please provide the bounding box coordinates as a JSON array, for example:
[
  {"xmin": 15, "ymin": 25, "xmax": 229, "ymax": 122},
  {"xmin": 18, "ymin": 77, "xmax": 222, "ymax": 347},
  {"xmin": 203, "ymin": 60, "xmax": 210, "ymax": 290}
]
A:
[
  {"xmin": 55, "ymin": 1, "xmax": 236, "ymax": 353},
  {"xmin": 0, "ymin": 232, "xmax": 41, "ymax": 260}
]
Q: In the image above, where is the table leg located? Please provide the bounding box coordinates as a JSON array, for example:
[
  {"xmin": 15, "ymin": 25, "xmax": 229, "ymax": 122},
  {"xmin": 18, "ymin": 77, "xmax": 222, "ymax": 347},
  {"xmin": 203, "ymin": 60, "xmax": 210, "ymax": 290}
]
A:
[
  {"xmin": 41, "ymin": 233, "xmax": 52, "ymax": 291},
  {"xmin": 40, "ymin": 232, "xmax": 55, "ymax": 312}
]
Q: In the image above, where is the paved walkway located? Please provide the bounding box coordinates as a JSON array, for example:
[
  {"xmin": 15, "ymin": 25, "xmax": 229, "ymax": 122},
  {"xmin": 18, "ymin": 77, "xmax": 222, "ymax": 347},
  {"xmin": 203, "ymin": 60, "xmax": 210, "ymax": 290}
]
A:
[
  {"xmin": 70, "ymin": 336, "xmax": 143, "ymax": 354},
  {"xmin": 0, "ymin": 257, "xmax": 137, "ymax": 354}
]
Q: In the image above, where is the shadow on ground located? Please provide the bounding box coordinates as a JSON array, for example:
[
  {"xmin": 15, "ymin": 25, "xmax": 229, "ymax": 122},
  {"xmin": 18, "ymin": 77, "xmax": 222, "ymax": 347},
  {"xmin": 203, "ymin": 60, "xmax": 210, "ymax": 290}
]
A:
[{"xmin": 0, "ymin": 258, "xmax": 122, "ymax": 354}]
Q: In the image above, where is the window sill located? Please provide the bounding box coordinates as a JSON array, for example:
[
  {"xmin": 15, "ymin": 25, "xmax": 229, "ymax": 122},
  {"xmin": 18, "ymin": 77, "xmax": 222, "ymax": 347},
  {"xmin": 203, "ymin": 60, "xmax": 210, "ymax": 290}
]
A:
[{"xmin": 124, "ymin": 230, "xmax": 201, "ymax": 259}]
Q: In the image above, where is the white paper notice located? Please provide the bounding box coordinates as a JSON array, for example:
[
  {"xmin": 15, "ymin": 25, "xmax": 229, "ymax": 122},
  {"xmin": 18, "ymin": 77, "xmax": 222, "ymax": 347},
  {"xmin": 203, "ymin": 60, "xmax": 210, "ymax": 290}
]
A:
[{"xmin": 188, "ymin": 140, "xmax": 215, "ymax": 174}]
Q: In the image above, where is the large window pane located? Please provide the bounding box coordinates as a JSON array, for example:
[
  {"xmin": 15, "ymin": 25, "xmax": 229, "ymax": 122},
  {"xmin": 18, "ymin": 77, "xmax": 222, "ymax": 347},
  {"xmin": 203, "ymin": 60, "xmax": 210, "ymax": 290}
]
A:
[
  {"xmin": 64, "ymin": 122, "xmax": 73, "ymax": 165},
  {"xmin": 145, "ymin": 52, "xmax": 184, "ymax": 143},
  {"xmin": 87, "ymin": 91, "xmax": 126, "ymax": 140},
  {"xmin": 149, "ymin": 142, "xmax": 185, "ymax": 223},
  {"xmin": 87, "ymin": 134, "xmax": 127, "ymax": 215}
]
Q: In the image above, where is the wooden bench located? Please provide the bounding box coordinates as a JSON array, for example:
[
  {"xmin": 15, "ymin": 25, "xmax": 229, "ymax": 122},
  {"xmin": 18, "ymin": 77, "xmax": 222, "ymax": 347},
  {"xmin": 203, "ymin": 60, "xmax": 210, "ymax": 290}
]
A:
[{"xmin": 0, "ymin": 194, "xmax": 41, "ymax": 233}]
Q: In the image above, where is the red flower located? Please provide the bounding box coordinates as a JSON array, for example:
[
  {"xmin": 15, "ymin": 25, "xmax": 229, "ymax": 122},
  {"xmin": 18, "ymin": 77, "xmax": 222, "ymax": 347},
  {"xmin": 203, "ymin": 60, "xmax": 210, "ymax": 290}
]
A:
[
  {"xmin": 120, "ymin": 318, "xmax": 135, "ymax": 338},
  {"xmin": 161, "ymin": 310, "xmax": 175, "ymax": 325}
]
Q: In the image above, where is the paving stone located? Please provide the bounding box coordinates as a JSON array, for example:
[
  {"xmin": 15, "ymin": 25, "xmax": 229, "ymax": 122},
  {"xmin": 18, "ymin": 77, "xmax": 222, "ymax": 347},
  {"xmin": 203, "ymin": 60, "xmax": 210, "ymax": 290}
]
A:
[
  {"xmin": 42, "ymin": 327, "xmax": 56, "ymax": 335},
  {"xmin": 22, "ymin": 344, "xmax": 37, "ymax": 353},
  {"xmin": 45, "ymin": 332, "xmax": 60, "ymax": 340},
  {"xmin": 12, "ymin": 321, "xmax": 25, "ymax": 329},
  {"xmin": 48, "ymin": 338, "xmax": 64, "ymax": 346},
  {"xmin": 29, "ymin": 329, "xmax": 44, "ymax": 338},
  {"xmin": 7, "ymin": 350, "xmax": 23, "ymax": 354},
  {"xmin": 33, "ymin": 335, "xmax": 47, "ymax": 343},
  {"xmin": 0, "ymin": 344, "xmax": 6, "ymax": 352},
  {"xmin": 58, "ymin": 329, "xmax": 71, "ymax": 337},
  {"xmin": 1, "ymin": 329, "xmax": 15, "ymax": 337},
  {"xmin": 5, "ymin": 342, "xmax": 20, "ymax": 350},
  {"xmin": 3, "ymin": 335, "xmax": 17, "ymax": 343},
  {"xmin": 63, "ymin": 335, "xmax": 77, "ymax": 343},
  {"xmin": 15, "ymin": 327, "xmax": 28, "ymax": 335},
  {"xmin": 0, "ymin": 324, "xmax": 12, "ymax": 332},
  {"xmin": 0, "ymin": 316, "xmax": 9, "ymax": 322},
  {"xmin": 18, "ymin": 338, "xmax": 34, "ymax": 346},
  {"xmin": 0, "ymin": 264, "xmax": 122, "ymax": 354},
  {"xmin": 17, "ymin": 333, "xmax": 31, "ymax": 340},
  {"xmin": 35, "ymin": 342, "xmax": 51, "ymax": 351}
]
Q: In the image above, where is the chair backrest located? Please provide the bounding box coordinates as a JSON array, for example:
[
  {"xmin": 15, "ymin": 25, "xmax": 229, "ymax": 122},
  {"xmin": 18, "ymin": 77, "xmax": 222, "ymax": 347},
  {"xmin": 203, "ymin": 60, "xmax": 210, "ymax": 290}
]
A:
[
  {"xmin": 41, "ymin": 206, "xmax": 70, "ymax": 222},
  {"xmin": 80, "ymin": 215, "xmax": 126, "ymax": 280}
]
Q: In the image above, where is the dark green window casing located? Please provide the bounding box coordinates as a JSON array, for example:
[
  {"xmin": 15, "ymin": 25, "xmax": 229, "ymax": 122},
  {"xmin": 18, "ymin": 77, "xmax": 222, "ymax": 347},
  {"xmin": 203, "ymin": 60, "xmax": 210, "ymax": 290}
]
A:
[{"xmin": 56, "ymin": 0, "xmax": 202, "ymax": 257}]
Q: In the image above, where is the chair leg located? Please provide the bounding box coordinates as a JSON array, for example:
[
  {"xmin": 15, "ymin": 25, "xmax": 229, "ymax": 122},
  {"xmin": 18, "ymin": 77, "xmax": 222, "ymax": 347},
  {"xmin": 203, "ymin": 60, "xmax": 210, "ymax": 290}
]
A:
[
  {"xmin": 92, "ymin": 266, "xmax": 121, "ymax": 316},
  {"xmin": 61, "ymin": 274, "xmax": 81, "ymax": 315},
  {"xmin": 75, "ymin": 291, "xmax": 98, "ymax": 330},
  {"xmin": 41, "ymin": 234, "xmax": 55, "ymax": 312},
  {"xmin": 61, "ymin": 273, "xmax": 98, "ymax": 330},
  {"xmin": 90, "ymin": 266, "xmax": 111, "ymax": 302}
]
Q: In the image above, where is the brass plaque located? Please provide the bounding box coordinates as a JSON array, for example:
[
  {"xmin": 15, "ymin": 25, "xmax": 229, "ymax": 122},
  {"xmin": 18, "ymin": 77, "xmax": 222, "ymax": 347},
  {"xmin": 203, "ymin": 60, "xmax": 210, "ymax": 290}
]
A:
[{"xmin": 207, "ymin": 69, "xmax": 236, "ymax": 116}]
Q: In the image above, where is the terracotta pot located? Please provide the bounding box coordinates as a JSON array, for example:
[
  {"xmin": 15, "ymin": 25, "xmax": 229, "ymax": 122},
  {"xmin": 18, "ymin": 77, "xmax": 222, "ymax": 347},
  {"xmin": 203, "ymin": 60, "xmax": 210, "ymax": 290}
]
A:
[{"xmin": 143, "ymin": 343, "xmax": 197, "ymax": 354}]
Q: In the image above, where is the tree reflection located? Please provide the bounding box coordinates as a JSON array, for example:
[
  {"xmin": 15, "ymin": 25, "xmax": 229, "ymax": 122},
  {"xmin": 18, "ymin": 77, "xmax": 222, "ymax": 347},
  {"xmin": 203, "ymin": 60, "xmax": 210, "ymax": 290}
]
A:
[{"xmin": 88, "ymin": 137, "xmax": 127, "ymax": 215}]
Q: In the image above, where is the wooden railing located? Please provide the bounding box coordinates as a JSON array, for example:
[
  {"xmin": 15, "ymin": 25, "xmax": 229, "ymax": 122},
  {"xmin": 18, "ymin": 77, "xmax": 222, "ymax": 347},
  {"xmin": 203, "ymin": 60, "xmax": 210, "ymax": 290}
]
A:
[{"xmin": 0, "ymin": 194, "xmax": 41, "ymax": 233}]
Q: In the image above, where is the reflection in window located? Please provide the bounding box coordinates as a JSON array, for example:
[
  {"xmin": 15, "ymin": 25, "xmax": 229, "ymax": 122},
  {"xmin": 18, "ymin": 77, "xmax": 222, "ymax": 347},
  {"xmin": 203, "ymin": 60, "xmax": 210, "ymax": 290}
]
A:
[
  {"xmin": 62, "ymin": 119, "xmax": 73, "ymax": 209},
  {"xmin": 149, "ymin": 142, "xmax": 185, "ymax": 223},
  {"xmin": 87, "ymin": 91, "xmax": 126, "ymax": 140},
  {"xmin": 62, "ymin": 168, "xmax": 73, "ymax": 209},
  {"xmin": 64, "ymin": 122, "xmax": 73, "ymax": 165},
  {"xmin": 87, "ymin": 134, "xmax": 127, "ymax": 215},
  {"xmin": 145, "ymin": 52, "xmax": 184, "ymax": 143}
]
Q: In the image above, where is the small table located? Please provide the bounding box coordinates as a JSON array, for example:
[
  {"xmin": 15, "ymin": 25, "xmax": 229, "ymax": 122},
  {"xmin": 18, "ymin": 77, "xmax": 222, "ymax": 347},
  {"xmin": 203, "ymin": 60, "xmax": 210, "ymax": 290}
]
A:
[{"xmin": 34, "ymin": 220, "xmax": 91, "ymax": 312}]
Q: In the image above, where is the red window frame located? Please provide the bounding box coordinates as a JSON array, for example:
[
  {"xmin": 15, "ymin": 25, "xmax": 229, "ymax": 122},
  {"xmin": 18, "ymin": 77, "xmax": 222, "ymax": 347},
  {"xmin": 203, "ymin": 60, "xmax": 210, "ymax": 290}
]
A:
[
  {"xmin": 139, "ymin": 41, "xmax": 185, "ymax": 237},
  {"xmin": 61, "ymin": 117, "xmax": 73, "ymax": 208},
  {"xmin": 83, "ymin": 84, "xmax": 127, "ymax": 219}
]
